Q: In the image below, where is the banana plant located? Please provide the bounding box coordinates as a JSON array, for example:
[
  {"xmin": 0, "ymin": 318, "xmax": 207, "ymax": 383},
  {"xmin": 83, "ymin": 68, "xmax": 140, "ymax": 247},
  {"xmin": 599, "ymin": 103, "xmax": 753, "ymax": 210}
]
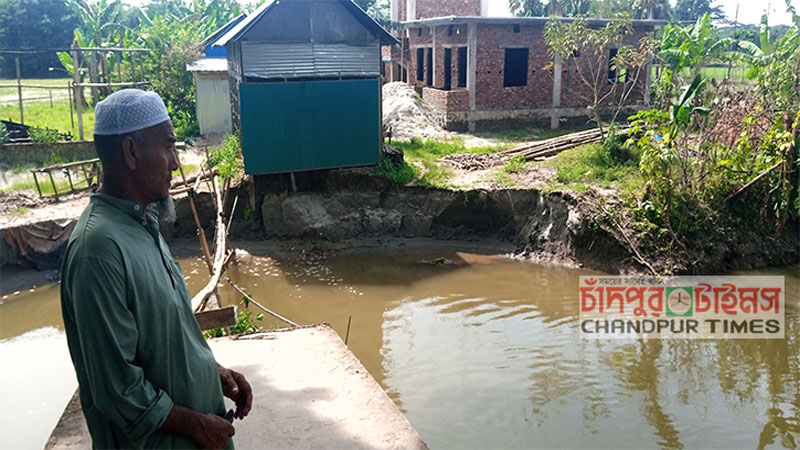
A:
[{"xmin": 667, "ymin": 74, "xmax": 709, "ymax": 142}]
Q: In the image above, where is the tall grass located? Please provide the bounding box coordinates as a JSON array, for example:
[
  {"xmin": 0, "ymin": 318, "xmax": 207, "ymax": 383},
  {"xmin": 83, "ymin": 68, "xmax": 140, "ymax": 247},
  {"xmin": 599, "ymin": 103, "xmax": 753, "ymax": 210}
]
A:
[
  {"xmin": 0, "ymin": 98, "xmax": 95, "ymax": 139},
  {"xmin": 543, "ymin": 142, "xmax": 643, "ymax": 193}
]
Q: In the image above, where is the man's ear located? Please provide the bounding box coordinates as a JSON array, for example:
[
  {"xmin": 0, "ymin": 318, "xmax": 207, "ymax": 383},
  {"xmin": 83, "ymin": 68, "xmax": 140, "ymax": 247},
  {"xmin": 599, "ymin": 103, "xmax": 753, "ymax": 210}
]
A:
[{"xmin": 121, "ymin": 135, "xmax": 138, "ymax": 170}]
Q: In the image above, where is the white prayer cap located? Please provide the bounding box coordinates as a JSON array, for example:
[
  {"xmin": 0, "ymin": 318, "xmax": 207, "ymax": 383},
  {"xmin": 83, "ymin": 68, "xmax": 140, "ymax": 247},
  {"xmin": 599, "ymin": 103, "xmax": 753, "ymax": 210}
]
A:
[{"xmin": 94, "ymin": 89, "xmax": 170, "ymax": 136}]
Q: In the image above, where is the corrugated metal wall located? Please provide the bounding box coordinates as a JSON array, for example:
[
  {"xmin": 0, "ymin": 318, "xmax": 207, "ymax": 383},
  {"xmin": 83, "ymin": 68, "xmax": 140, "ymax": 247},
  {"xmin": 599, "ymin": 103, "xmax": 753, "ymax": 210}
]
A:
[
  {"xmin": 195, "ymin": 74, "xmax": 233, "ymax": 136},
  {"xmin": 239, "ymin": 79, "xmax": 380, "ymax": 174},
  {"xmin": 241, "ymin": 42, "xmax": 379, "ymax": 79}
]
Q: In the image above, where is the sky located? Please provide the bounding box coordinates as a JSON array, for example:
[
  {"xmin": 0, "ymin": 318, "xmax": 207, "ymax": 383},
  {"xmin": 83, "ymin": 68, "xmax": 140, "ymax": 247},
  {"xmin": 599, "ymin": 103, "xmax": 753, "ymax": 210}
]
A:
[
  {"xmin": 120, "ymin": 0, "xmax": 799, "ymax": 26},
  {"xmin": 485, "ymin": 0, "xmax": 799, "ymax": 25}
]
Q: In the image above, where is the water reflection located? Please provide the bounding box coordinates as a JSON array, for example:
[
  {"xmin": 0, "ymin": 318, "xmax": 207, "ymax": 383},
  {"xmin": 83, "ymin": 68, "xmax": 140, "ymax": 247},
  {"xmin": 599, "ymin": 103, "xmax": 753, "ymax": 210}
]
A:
[{"xmin": 2, "ymin": 252, "xmax": 798, "ymax": 450}]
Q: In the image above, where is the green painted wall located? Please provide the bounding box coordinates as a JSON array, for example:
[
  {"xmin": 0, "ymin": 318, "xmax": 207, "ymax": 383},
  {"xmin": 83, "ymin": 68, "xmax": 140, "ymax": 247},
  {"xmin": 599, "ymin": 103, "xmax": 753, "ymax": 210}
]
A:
[{"xmin": 239, "ymin": 79, "xmax": 380, "ymax": 174}]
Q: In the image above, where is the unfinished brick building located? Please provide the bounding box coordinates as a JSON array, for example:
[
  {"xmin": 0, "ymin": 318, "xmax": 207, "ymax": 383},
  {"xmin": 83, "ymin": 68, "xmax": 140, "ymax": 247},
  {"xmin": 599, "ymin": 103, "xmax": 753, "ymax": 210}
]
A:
[{"xmin": 385, "ymin": 0, "xmax": 665, "ymax": 131}]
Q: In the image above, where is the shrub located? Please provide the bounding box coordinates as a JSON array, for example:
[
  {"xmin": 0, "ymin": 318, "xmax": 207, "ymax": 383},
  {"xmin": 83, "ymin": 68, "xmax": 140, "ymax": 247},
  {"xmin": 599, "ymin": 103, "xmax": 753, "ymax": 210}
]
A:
[
  {"xmin": 0, "ymin": 123, "xmax": 8, "ymax": 144},
  {"xmin": 209, "ymin": 133, "xmax": 243, "ymax": 179},
  {"xmin": 28, "ymin": 126, "xmax": 62, "ymax": 143},
  {"xmin": 503, "ymin": 155, "xmax": 526, "ymax": 173},
  {"xmin": 370, "ymin": 159, "xmax": 417, "ymax": 185}
]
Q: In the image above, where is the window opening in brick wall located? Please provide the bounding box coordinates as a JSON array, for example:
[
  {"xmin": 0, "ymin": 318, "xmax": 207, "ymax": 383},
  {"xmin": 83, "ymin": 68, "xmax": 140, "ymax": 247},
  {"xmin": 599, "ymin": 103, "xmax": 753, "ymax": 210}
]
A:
[
  {"xmin": 457, "ymin": 46, "xmax": 467, "ymax": 87},
  {"xmin": 513, "ymin": 24, "xmax": 520, "ymax": 33},
  {"xmin": 416, "ymin": 48, "xmax": 424, "ymax": 81},
  {"xmin": 426, "ymin": 47, "xmax": 433, "ymax": 86},
  {"xmin": 503, "ymin": 48, "xmax": 528, "ymax": 87},
  {"xmin": 607, "ymin": 48, "xmax": 618, "ymax": 84},
  {"xmin": 448, "ymin": 25, "xmax": 454, "ymax": 35},
  {"xmin": 444, "ymin": 48, "xmax": 452, "ymax": 91}
]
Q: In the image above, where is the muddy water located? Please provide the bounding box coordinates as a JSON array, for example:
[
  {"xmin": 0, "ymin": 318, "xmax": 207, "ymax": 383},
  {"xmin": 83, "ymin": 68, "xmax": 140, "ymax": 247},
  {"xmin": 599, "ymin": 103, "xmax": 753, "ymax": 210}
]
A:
[{"xmin": 1, "ymin": 253, "xmax": 799, "ymax": 449}]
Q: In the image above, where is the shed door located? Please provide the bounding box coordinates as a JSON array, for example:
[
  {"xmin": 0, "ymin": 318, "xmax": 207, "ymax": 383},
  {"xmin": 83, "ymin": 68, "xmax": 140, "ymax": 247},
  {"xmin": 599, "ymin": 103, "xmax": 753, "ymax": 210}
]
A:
[{"xmin": 239, "ymin": 79, "xmax": 380, "ymax": 174}]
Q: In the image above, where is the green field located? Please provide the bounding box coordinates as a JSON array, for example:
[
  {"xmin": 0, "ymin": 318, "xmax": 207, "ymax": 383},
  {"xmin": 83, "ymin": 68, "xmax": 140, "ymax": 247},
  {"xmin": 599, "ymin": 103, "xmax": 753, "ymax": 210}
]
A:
[
  {"xmin": 0, "ymin": 98, "xmax": 94, "ymax": 139},
  {"xmin": 0, "ymin": 77, "xmax": 73, "ymax": 97},
  {"xmin": 651, "ymin": 65, "xmax": 751, "ymax": 83}
]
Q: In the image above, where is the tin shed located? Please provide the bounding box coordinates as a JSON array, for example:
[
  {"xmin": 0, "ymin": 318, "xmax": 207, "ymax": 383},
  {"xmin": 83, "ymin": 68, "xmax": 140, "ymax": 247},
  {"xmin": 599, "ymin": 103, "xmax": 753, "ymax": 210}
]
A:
[
  {"xmin": 187, "ymin": 15, "xmax": 247, "ymax": 137},
  {"xmin": 215, "ymin": 0, "xmax": 398, "ymax": 175}
]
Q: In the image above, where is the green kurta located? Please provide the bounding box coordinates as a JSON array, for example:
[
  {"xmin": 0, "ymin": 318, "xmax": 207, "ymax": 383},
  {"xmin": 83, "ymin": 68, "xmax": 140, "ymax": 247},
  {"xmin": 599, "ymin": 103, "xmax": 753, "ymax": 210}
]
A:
[{"xmin": 61, "ymin": 193, "xmax": 231, "ymax": 449}]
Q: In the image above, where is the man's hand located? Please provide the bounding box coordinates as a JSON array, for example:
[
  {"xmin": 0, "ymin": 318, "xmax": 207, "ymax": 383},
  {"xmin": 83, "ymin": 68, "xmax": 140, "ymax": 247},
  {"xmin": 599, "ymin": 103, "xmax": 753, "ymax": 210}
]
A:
[
  {"xmin": 194, "ymin": 413, "xmax": 236, "ymax": 449},
  {"xmin": 162, "ymin": 406, "xmax": 234, "ymax": 449},
  {"xmin": 218, "ymin": 365, "xmax": 253, "ymax": 420}
]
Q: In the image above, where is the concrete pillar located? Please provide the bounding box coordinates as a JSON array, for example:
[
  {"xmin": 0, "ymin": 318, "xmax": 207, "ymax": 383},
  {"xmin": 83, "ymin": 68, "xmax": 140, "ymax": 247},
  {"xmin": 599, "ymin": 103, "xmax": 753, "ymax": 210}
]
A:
[
  {"xmin": 406, "ymin": 0, "xmax": 416, "ymax": 21},
  {"xmin": 551, "ymin": 56, "xmax": 562, "ymax": 130},
  {"xmin": 479, "ymin": 0, "xmax": 489, "ymax": 16},
  {"xmin": 432, "ymin": 26, "xmax": 437, "ymax": 87},
  {"xmin": 467, "ymin": 22, "xmax": 477, "ymax": 132},
  {"xmin": 390, "ymin": 0, "xmax": 399, "ymax": 22}
]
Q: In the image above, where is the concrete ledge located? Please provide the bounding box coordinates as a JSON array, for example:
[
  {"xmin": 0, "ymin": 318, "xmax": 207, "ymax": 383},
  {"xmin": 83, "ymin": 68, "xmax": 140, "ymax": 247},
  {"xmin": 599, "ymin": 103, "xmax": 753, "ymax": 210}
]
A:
[
  {"xmin": 0, "ymin": 141, "xmax": 95, "ymax": 165},
  {"xmin": 46, "ymin": 324, "xmax": 428, "ymax": 450}
]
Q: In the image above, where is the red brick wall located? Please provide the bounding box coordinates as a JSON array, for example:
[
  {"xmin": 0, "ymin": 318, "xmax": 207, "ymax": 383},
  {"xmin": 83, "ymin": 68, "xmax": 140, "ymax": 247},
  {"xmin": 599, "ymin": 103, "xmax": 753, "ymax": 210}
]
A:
[
  {"xmin": 423, "ymin": 88, "xmax": 469, "ymax": 127},
  {"xmin": 416, "ymin": 0, "xmax": 480, "ymax": 19},
  {"xmin": 406, "ymin": 22, "xmax": 651, "ymax": 115},
  {"xmin": 559, "ymin": 29, "xmax": 649, "ymax": 108},
  {"xmin": 407, "ymin": 25, "xmax": 468, "ymax": 90},
  {"xmin": 474, "ymin": 23, "xmax": 553, "ymax": 109}
]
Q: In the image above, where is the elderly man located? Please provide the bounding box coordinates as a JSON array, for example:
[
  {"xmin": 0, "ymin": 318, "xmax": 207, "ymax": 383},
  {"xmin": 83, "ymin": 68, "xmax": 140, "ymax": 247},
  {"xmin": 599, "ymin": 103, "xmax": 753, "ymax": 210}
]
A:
[{"xmin": 61, "ymin": 89, "xmax": 252, "ymax": 449}]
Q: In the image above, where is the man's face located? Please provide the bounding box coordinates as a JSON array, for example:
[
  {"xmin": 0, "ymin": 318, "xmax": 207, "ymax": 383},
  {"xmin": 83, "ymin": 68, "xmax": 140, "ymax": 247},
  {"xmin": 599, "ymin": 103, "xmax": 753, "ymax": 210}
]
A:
[{"xmin": 133, "ymin": 121, "xmax": 178, "ymax": 204}]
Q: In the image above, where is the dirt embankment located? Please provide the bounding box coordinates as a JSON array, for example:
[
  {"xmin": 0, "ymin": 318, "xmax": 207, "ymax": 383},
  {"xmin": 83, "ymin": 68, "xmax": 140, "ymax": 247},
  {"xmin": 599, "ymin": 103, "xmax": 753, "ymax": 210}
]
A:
[{"xmin": 3, "ymin": 170, "xmax": 798, "ymax": 281}]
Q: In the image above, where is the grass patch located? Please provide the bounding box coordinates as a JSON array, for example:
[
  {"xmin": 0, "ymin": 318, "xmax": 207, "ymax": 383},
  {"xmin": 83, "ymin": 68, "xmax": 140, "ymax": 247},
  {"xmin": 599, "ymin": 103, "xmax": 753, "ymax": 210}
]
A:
[
  {"xmin": 4, "ymin": 172, "xmax": 90, "ymax": 195},
  {"xmin": 543, "ymin": 142, "xmax": 643, "ymax": 193},
  {"xmin": 173, "ymin": 163, "xmax": 198, "ymax": 178},
  {"xmin": 503, "ymin": 155, "xmax": 526, "ymax": 173},
  {"xmin": 392, "ymin": 138, "xmax": 466, "ymax": 187},
  {"xmin": 0, "ymin": 78, "xmax": 73, "ymax": 97},
  {"xmin": 370, "ymin": 159, "xmax": 417, "ymax": 185},
  {"xmin": 9, "ymin": 206, "xmax": 29, "ymax": 216},
  {"xmin": 494, "ymin": 170, "xmax": 518, "ymax": 187},
  {"xmin": 0, "ymin": 98, "xmax": 95, "ymax": 139}
]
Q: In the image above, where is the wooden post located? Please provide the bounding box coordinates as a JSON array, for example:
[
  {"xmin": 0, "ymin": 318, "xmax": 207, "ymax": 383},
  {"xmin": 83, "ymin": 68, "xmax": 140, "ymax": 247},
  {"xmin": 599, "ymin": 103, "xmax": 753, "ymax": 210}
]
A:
[
  {"xmin": 65, "ymin": 167, "xmax": 75, "ymax": 193},
  {"xmin": 71, "ymin": 44, "xmax": 84, "ymax": 141},
  {"xmin": 47, "ymin": 170, "xmax": 59, "ymax": 201},
  {"xmin": 68, "ymin": 82, "xmax": 74, "ymax": 130},
  {"xmin": 15, "ymin": 57, "xmax": 23, "ymax": 125},
  {"xmin": 89, "ymin": 50, "xmax": 99, "ymax": 105},
  {"xmin": 31, "ymin": 171, "xmax": 43, "ymax": 197},
  {"xmin": 173, "ymin": 148, "xmax": 214, "ymax": 273}
]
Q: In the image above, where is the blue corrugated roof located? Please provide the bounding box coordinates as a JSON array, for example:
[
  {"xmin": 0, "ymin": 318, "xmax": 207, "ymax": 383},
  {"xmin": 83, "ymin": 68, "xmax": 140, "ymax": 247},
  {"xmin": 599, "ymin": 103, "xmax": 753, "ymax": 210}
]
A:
[
  {"xmin": 201, "ymin": 14, "xmax": 248, "ymax": 50},
  {"xmin": 213, "ymin": 0, "xmax": 398, "ymax": 47},
  {"xmin": 213, "ymin": 0, "xmax": 278, "ymax": 47}
]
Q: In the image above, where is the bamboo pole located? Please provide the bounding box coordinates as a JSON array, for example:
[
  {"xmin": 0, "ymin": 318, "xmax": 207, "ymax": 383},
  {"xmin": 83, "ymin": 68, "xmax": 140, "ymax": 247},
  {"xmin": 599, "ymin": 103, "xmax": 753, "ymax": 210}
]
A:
[
  {"xmin": 15, "ymin": 57, "xmax": 23, "ymax": 124},
  {"xmin": 71, "ymin": 44, "xmax": 84, "ymax": 141},
  {"xmin": 173, "ymin": 148, "xmax": 214, "ymax": 272}
]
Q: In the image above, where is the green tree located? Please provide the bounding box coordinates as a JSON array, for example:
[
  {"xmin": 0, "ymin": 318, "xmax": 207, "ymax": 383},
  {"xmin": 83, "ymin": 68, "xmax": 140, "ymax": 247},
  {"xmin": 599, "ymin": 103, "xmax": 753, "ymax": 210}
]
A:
[
  {"xmin": 509, "ymin": 0, "xmax": 590, "ymax": 17},
  {"xmin": 674, "ymin": 0, "xmax": 724, "ymax": 22},
  {"xmin": 654, "ymin": 13, "xmax": 731, "ymax": 107},
  {"xmin": 589, "ymin": 0, "xmax": 673, "ymax": 20},
  {"xmin": 0, "ymin": 0, "xmax": 79, "ymax": 77},
  {"xmin": 545, "ymin": 14, "xmax": 654, "ymax": 138}
]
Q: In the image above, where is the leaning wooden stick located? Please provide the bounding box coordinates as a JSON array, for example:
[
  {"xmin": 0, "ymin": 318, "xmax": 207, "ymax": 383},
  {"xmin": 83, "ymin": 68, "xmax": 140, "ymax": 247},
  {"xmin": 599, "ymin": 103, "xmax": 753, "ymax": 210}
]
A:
[
  {"xmin": 172, "ymin": 148, "xmax": 214, "ymax": 273},
  {"xmin": 192, "ymin": 175, "xmax": 230, "ymax": 312}
]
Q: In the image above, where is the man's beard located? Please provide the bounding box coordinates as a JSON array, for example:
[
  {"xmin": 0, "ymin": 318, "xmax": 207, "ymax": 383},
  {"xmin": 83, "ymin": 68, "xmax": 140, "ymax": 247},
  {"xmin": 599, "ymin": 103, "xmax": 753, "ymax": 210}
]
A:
[{"xmin": 157, "ymin": 196, "xmax": 176, "ymax": 226}]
